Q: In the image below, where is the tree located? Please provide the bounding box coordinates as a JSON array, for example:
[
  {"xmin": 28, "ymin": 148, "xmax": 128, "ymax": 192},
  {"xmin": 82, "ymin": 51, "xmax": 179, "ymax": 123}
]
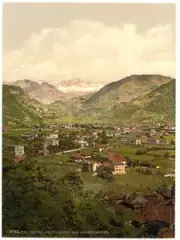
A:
[
  {"xmin": 126, "ymin": 157, "xmax": 133, "ymax": 167},
  {"xmin": 136, "ymin": 167, "xmax": 152, "ymax": 175},
  {"xmin": 156, "ymin": 183, "xmax": 170, "ymax": 196},
  {"xmin": 136, "ymin": 150, "xmax": 146, "ymax": 155},
  {"xmin": 97, "ymin": 166, "xmax": 114, "ymax": 181},
  {"xmin": 101, "ymin": 129, "xmax": 107, "ymax": 144},
  {"xmin": 61, "ymin": 171, "xmax": 84, "ymax": 191}
]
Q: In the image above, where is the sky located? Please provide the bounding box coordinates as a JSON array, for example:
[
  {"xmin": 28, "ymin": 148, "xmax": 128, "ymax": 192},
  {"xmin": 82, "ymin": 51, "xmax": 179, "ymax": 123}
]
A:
[{"xmin": 3, "ymin": 3, "xmax": 176, "ymax": 84}]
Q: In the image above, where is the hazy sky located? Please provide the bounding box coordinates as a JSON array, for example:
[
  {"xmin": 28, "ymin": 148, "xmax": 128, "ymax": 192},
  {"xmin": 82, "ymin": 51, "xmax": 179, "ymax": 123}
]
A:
[{"xmin": 3, "ymin": 3, "xmax": 176, "ymax": 83}]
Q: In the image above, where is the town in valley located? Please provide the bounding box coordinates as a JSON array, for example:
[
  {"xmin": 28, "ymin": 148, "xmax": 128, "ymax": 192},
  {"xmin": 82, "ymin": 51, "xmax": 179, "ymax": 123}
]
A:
[
  {"xmin": 3, "ymin": 120, "xmax": 175, "ymax": 238},
  {"xmin": 3, "ymin": 3, "xmax": 175, "ymax": 238}
]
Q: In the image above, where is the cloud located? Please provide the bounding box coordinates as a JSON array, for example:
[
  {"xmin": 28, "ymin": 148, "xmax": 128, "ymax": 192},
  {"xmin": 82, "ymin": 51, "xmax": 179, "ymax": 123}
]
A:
[{"xmin": 3, "ymin": 20, "xmax": 175, "ymax": 83}]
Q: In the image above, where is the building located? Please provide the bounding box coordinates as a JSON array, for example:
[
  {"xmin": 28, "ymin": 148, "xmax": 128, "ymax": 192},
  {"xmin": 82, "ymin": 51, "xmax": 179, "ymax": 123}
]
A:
[
  {"xmin": 71, "ymin": 153, "xmax": 84, "ymax": 163},
  {"xmin": 149, "ymin": 129, "xmax": 157, "ymax": 136},
  {"xmin": 101, "ymin": 152, "xmax": 127, "ymax": 175},
  {"xmin": 81, "ymin": 152, "xmax": 91, "ymax": 159},
  {"xmin": 147, "ymin": 138, "xmax": 160, "ymax": 145},
  {"xmin": 107, "ymin": 152, "xmax": 127, "ymax": 175},
  {"xmin": 15, "ymin": 145, "xmax": 24, "ymax": 157},
  {"xmin": 76, "ymin": 139, "xmax": 89, "ymax": 148},
  {"xmin": 135, "ymin": 139, "xmax": 142, "ymax": 145},
  {"xmin": 158, "ymin": 229, "xmax": 174, "ymax": 238},
  {"xmin": 47, "ymin": 133, "xmax": 58, "ymax": 139},
  {"xmin": 113, "ymin": 131, "xmax": 122, "ymax": 137},
  {"xmin": 164, "ymin": 173, "xmax": 175, "ymax": 178},
  {"xmin": 92, "ymin": 162, "xmax": 102, "ymax": 172},
  {"xmin": 43, "ymin": 138, "xmax": 59, "ymax": 149},
  {"xmin": 6, "ymin": 145, "xmax": 25, "ymax": 162},
  {"xmin": 71, "ymin": 152, "xmax": 92, "ymax": 163},
  {"xmin": 92, "ymin": 131, "xmax": 98, "ymax": 139},
  {"xmin": 39, "ymin": 149, "xmax": 49, "ymax": 156},
  {"xmin": 132, "ymin": 201, "xmax": 174, "ymax": 233},
  {"xmin": 21, "ymin": 133, "xmax": 38, "ymax": 141},
  {"xmin": 106, "ymin": 131, "xmax": 114, "ymax": 137},
  {"xmin": 159, "ymin": 139, "xmax": 168, "ymax": 145}
]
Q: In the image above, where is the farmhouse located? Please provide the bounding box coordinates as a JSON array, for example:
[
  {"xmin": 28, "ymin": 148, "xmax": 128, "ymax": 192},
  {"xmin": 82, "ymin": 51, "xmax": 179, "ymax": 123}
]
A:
[
  {"xmin": 132, "ymin": 201, "xmax": 174, "ymax": 232},
  {"xmin": 102, "ymin": 152, "xmax": 127, "ymax": 175},
  {"xmin": 7, "ymin": 145, "xmax": 25, "ymax": 162},
  {"xmin": 71, "ymin": 152, "xmax": 92, "ymax": 163},
  {"xmin": 71, "ymin": 153, "xmax": 84, "ymax": 163},
  {"xmin": 15, "ymin": 145, "xmax": 24, "ymax": 157}
]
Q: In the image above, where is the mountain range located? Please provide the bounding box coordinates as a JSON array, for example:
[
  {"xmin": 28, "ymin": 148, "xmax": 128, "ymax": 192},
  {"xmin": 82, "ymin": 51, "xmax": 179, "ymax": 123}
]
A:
[
  {"xmin": 3, "ymin": 74, "xmax": 175, "ymax": 126},
  {"xmin": 7, "ymin": 78, "xmax": 103, "ymax": 104},
  {"xmin": 73, "ymin": 74, "xmax": 175, "ymax": 124}
]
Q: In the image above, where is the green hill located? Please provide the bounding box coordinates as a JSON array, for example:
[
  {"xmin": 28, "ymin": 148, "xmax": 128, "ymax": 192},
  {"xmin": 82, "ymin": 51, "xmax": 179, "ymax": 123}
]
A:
[
  {"xmin": 3, "ymin": 85, "xmax": 42, "ymax": 127},
  {"xmin": 84, "ymin": 74, "xmax": 172, "ymax": 109},
  {"xmin": 75, "ymin": 79, "xmax": 175, "ymax": 124},
  {"xmin": 103, "ymin": 79, "xmax": 175, "ymax": 124}
]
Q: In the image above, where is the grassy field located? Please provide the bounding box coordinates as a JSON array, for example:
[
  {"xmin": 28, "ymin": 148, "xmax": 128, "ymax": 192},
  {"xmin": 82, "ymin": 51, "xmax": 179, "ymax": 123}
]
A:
[
  {"xmin": 31, "ymin": 146, "xmax": 175, "ymax": 194},
  {"xmin": 153, "ymin": 158, "xmax": 175, "ymax": 173},
  {"xmin": 147, "ymin": 149, "xmax": 175, "ymax": 157},
  {"xmin": 164, "ymin": 134, "xmax": 175, "ymax": 142}
]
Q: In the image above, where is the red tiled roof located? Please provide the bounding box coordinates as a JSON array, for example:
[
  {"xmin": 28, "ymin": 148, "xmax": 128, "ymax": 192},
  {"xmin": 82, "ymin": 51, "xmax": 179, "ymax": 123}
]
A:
[
  {"xmin": 81, "ymin": 152, "xmax": 92, "ymax": 157},
  {"xmin": 134, "ymin": 203, "xmax": 174, "ymax": 225},
  {"xmin": 15, "ymin": 156, "xmax": 24, "ymax": 162},
  {"xmin": 158, "ymin": 230, "xmax": 175, "ymax": 238},
  {"xmin": 102, "ymin": 161, "xmax": 113, "ymax": 167},
  {"xmin": 107, "ymin": 152, "xmax": 126, "ymax": 164},
  {"xmin": 71, "ymin": 153, "xmax": 82, "ymax": 159}
]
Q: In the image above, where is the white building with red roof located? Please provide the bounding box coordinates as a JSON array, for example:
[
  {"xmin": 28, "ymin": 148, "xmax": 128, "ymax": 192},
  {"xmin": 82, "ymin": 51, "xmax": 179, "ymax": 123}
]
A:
[{"xmin": 102, "ymin": 152, "xmax": 127, "ymax": 175}]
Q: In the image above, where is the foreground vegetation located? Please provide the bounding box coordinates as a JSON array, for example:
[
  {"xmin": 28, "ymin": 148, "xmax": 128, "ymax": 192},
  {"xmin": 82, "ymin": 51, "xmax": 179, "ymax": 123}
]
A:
[
  {"xmin": 3, "ymin": 157, "xmax": 142, "ymax": 237},
  {"xmin": 3, "ymin": 127, "xmax": 175, "ymax": 237}
]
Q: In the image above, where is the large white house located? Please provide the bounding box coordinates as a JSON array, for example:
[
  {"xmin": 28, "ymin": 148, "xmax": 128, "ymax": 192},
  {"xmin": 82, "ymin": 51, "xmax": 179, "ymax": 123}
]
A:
[{"xmin": 15, "ymin": 145, "xmax": 24, "ymax": 157}]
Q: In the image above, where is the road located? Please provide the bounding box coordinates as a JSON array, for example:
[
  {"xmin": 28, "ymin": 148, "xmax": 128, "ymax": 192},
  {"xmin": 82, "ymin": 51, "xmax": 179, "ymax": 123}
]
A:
[{"xmin": 54, "ymin": 147, "xmax": 87, "ymax": 155}]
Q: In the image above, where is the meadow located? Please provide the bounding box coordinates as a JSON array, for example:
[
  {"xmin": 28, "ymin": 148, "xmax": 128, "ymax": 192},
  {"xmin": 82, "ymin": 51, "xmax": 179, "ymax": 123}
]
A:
[{"xmin": 32, "ymin": 144, "xmax": 175, "ymax": 194}]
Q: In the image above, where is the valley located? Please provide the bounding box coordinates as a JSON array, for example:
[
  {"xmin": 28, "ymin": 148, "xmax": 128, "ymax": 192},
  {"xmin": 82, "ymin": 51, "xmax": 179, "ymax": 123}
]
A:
[
  {"xmin": 3, "ymin": 74, "xmax": 175, "ymax": 238},
  {"xmin": 3, "ymin": 74, "xmax": 175, "ymax": 126}
]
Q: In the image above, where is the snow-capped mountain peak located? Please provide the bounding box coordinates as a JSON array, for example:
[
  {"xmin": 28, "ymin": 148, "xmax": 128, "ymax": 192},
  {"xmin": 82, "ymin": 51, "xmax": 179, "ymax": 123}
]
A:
[{"xmin": 57, "ymin": 79, "xmax": 104, "ymax": 94}]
